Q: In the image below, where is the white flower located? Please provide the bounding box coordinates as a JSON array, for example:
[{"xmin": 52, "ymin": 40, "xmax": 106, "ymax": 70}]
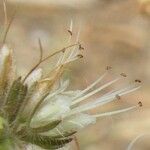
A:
[
  {"xmin": 0, "ymin": 0, "xmax": 142, "ymax": 148},
  {"xmin": 0, "ymin": 41, "xmax": 142, "ymax": 150}
]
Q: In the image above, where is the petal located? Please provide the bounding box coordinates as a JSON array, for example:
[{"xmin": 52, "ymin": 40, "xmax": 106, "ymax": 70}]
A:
[
  {"xmin": 42, "ymin": 113, "xmax": 96, "ymax": 137},
  {"xmin": 33, "ymin": 95, "xmax": 71, "ymax": 121},
  {"xmin": 24, "ymin": 68, "xmax": 42, "ymax": 88}
]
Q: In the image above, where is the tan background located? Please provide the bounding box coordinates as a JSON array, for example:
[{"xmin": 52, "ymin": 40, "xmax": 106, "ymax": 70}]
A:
[{"xmin": 0, "ymin": 0, "xmax": 150, "ymax": 149}]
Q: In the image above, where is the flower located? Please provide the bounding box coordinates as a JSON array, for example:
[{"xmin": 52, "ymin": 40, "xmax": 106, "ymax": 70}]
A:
[{"xmin": 0, "ymin": 41, "xmax": 142, "ymax": 150}]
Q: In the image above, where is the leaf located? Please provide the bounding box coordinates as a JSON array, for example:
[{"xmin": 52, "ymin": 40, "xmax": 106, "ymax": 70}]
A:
[
  {"xmin": 5, "ymin": 77, "xmax": 28, "ymax": 122},
  {"xmin": 21, "ymin": 133, "xmax": 72, "ymax": 149},
  {"xmin": 30, "ymin": 119, "xmax": 61, "ymax": 133},
  {"xmin": 0, "ymin": 45, "xmax": 14, "ymax": 103},
  {"xmin": 0, "ymin": 116, "xmax": 4, "ymax": 130},
  {"xmin": 0, "ymin": 138, "xmax": 14, "ymax": 150},
  {"xmin": 50, "ymin": 130, "xmax": 77, "ymax": 139}
]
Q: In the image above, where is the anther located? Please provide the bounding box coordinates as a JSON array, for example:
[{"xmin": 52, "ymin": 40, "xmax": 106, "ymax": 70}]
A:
[
  {"xmin": 135, "ymin": 79, "xmax": 142, "ymax": 83},
  {"xmin": 79, "ymin": 44, "xmax": 84, "ymax": 50},
  {"xmin": 62, "ymin": 48, "xmax": 66, "ymax": 53},
  {"xmin": 106, "ymin": 66, "xmax": 112, "ymax": 70},
  {"xmin": 77, "ymin": 54, "xmax": 83, "ymax": 58},
  {"xmin": 138, "ymin": 101, "xmax": 143, "ymax": 107},
  {"xmin": 120, "ymin": 73, "xmax": 127, "ymax": 77},
  {"xmin": 115, "ymin": 94, "xmax": 121, "ymax": 100},
  {"xmin": 67, "ymin": 30, "xmax": 73, "ymax": 36}
]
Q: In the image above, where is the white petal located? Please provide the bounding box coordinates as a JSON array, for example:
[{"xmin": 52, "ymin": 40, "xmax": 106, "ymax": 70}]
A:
[
  {"xmin": 61, "ymin": 90, "xmax": 82, "ymax": 99},
  {"xmin": 42, "ymin": 113, "xmax": 96, "ymax": 137},
  {"xmin": 64, "ymin": 113, "xmax": 96, "ymax": 130},
  {"xmin": 25, "ymin": 68, "xmax": 42, "ymax": 88},
  {"xmin": 0, "ymin": 45, "xmax": 11, "ymax": 71},
  {"xmin": 33, "ymin": 95, "xmax": 71, "ymax": 123},
  {"xmin": 60, "ymin": 79, "xmax": 70, "ymax": 91}
]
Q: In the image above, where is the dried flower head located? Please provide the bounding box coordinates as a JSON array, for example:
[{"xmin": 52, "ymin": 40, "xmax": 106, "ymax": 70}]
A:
[{"xmin": 0, "ymin": 3, "xmax": 142, "ymax": 150}]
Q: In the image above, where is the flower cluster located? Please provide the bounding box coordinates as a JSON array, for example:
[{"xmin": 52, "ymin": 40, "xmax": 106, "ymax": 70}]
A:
[{"xmin": 0, "ymin": 39, "xmax": 142, "ymax": 150}]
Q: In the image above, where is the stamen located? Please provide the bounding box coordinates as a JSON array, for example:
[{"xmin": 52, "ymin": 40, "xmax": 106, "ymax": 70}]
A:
[
  {"xmin": 3, "ymin": 0, "xmax": 8, "ymax": 26},
  {"xmin": 59, "ymin": 45, "xmax": 76, "ymax": 64},
  {"xmin": 68, "ymin": 85, "xmax": 141, "ymax": 116},
  {"xmin": 72, "ymin": 77, "xmax": 121, "ymax": 105},
  {"xmin": 77, "ymin": 54, "xmax": 83, "ymax": 58},
  {"xmin": 79, "ymin": 72, "xmax": 107, "ymax": 96},
  {"xmin": 38, "ymin": 38, "xmax": 43, "ymax": 62},
  {"xmin": 79, "ymin": 44, "xmax": 84, "ymax": 50},
  {"xmin": 56, "ymin": 52, "xmax": 65, "ymax": 67},
  {"xmin": 74, "ymin": 136, "xmax": 80, "ymax": 150},
  {"xmin": 60, "ymin": 20, "xmax": 74, "ymax": 65},
  {"xmin": 115, "ymin": 94, "xmax": 121, "ymax": 100},
  {"xmin": 43, "ymin": 80, "xmax": 69, "ymax": 101},
  {"xmin": 120, "ymin": 73, "xmax": 127, "ymax": 77},
  {"xmin": 135, "ymin": 79, "xmax": 142, "ymax": 83},
  {"xmin": 106, "ymin": 66, "xmax": 112, "ymax": 70},
  {"xmin": 118, "ymin": 85, "xmax": 141, "ymax": 96},
  {"xmin": 68, "ymin": 26, "xmax": 81, "ymax": 60},
  {"xmin": 2, "ymin": 6, "xmax": 17, "ymax": 44},
  {"xmin": 41, "ymin": 44, "xmax": 79, "ymax": 63},
  {"xmin": 127, "ymin": 133, "xmax": 149, "ymax": 150},
  {"xmin": 93, "ymin": 102, "xmax": 141, "ymax": 118},
  {"xmin": 67, "ymin": 19, "xmax": 73, "ymax": 36},
  {"xmin": 23, "ymin": 43, "xmax": 79, "ymax": 83},
  {"xmin": 68, "ymin": 30, "xmax": 73, "ymax": 36},
  {"xmin": 63, "ymin": 55, "xmax": 83, "ymax": 65},
  {"xmin": 94, "ymin": 85, "xmax": 141, "ymax": 106},
  {"xmin": 71, "ymin": 72, "xmax": 108, "ymax": 102},
  {"xmin": 138, "ymin": 101, "xmax": 143, "ymax": 107}
]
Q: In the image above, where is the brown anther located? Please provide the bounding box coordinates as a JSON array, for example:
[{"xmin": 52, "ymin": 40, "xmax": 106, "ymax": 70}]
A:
[
  {"xmin": 138, "ymin": 101, "xmax": 143, "ymax": 107},
  {"xmin": 115, "ymin": 94, "xmax": 121, "ymax": 100},
  {"xmin": 120, "ymin": 73, "xmax": 127, "ymax": 77},
  {"xmin": 62, "ymin": 48, "xmax": 66, "ymax": 53},
  {"xmin": 77, "ymin": 54, "xmax": 83, "ymax": 58},
  {"xmin": 67, "ymin": 30, "xmax": 73, "ymax": 36},
  {"xmin": 135, "ymin": 79, "xmax": 142, "ymax": 83},
  {"xmin": 79, "ymin": 44, "xmax": 84, "ymax": 50},
  {"xmin": 106, "ymin": 66, "xmax": 112, "ymax": 70}
]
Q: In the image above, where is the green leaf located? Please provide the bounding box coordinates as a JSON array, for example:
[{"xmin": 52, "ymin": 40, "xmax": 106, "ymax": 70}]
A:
[
  {"xmin": 21, "ymin": 133, "xmax": 73, "ymax": 150},
  {"xmin": 51, "ymin": 130, "xmax": 77, "ymax": 139},
  {"xmin": 0, "ymin": 138, "xmax": 14, "ymax": 150},
  {"xmin": 31, "ymin": 119, "xmax": 61, "ymax": 133},
  {"xmin": 5, "ymin": 77, "xmax": 28, "ymax": 122},
  {"xmin": 0, "ymin": 116, "xmax": 4, "ymax": 130}
]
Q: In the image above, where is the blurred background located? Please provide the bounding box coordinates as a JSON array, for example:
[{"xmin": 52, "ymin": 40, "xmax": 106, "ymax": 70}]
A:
[{"xmin": 0, "ymin": 0, "xmax": 150, "ymax": 149}]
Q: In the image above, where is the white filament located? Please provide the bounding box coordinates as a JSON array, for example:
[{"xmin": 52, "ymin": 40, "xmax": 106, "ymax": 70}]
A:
[
  {"xmin": 127, "ymin": 133, "xmax": 150, "ymax": 150},
  {"xmin": 93, "ymin": 105, "xmax": 138, "ymax": 118},
  {"xmin": 72, "ymin": 77, "xmax": 121, "ymax": 105},
  {"xmin": 75, "ymin": 72, "xmax": 107, "ymax": 99},
  {"xmin": 68, "ymin": 85, "xmax": 140, "ymax": 116}
]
